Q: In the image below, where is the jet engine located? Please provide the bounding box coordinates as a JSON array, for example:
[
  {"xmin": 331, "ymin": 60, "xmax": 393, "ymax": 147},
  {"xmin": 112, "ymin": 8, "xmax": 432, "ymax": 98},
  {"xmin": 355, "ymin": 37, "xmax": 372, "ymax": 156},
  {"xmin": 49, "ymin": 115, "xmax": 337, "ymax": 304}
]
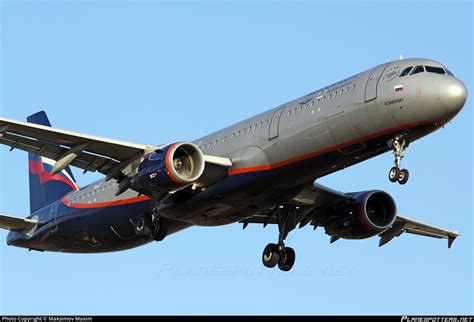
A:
[
  {"xmin": 324, "ymin": 191, "xmax": 397, "ymax": 239},
  {"xmin": 131, "ymin": 142, "xmax": 205, "ymax": 193}
]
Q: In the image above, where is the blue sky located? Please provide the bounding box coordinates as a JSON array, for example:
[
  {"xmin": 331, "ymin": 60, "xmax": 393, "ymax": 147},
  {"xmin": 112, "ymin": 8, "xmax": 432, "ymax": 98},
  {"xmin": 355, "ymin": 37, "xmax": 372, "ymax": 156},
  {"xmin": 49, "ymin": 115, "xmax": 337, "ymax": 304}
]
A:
[{"xmin": 0, "ymin": 0, "xmax": 472, "ymax": 315}]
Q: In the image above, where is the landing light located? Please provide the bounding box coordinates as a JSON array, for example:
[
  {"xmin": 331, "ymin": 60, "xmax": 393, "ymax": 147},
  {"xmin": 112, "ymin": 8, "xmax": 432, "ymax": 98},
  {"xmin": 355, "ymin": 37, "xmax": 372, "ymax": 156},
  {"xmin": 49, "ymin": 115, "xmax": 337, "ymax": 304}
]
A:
[{"xmin": 449, "ymin": 85, "xmax": 464, "ymax": 97}]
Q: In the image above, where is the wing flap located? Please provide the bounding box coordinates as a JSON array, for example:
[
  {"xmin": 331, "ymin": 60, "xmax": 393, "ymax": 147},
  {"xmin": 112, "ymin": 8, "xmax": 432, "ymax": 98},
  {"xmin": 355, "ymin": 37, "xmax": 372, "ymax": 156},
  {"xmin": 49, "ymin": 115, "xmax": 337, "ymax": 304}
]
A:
[
  {"xmin": 0, "ymin": 117, "xmax": 153, "ymax": 160},
  {"xmin": 0, "ymin": 131, "xmax": 118, "ymax": 175},
  {"xmin": 0, "ymin": 116, "xmax": 158, "ymax": 177}
]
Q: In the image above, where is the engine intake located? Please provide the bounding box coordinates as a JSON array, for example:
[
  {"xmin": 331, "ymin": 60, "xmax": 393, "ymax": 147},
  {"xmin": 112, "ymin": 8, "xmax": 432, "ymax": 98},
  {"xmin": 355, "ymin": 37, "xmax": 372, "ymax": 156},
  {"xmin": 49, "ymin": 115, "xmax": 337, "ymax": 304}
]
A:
[
  {"xmin": 132, "ymin": 142, "xmax": 205, "ymax": 193},
  {"xmin": 325, "ymin": 190, "xmax": 397, "ymax": 239}
]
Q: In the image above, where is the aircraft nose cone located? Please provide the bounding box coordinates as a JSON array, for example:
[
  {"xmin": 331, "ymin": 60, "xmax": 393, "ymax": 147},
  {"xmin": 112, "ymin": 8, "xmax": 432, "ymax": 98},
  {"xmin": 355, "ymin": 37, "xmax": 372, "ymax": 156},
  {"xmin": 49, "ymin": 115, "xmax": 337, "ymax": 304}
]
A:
[{"xmin": 438, "ymin": 78, "xmax": 467, "ymax": 116}]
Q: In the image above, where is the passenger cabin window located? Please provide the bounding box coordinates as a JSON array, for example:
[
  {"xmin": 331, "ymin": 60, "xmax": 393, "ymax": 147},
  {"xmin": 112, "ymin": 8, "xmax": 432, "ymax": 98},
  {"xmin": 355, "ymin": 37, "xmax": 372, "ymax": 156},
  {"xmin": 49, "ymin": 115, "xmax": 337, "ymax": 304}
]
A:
[
  {"xmin": 410, "ymin": 65, "xmax": 424, "ymax": 75},
  {"xmin": 399, "ymin": 66, "xmax": 413, "ymax": 77},
  {"xmin": 425, "ymin": 66, "xmax": 446, "ymax": 75}
]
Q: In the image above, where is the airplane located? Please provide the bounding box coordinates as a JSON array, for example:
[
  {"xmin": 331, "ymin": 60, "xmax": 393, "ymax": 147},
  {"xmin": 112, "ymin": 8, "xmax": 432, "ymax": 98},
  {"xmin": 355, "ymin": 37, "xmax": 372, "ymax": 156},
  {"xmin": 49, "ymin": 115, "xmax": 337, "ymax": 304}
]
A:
[{"xmin": 0, "ymin": 58, "xmax": 467, "ymax": 272}]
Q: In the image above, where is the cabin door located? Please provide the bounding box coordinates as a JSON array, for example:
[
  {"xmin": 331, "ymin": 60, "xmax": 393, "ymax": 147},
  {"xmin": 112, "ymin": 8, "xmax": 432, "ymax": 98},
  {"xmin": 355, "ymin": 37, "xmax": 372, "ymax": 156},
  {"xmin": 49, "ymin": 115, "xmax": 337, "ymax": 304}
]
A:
[
  {"xmin": 268, "ymin": 107, "xmax": 286, "ymax": 139},
  {"xmin": 365, "ymin": 63, "xmax": 389, "ymax": 101}
]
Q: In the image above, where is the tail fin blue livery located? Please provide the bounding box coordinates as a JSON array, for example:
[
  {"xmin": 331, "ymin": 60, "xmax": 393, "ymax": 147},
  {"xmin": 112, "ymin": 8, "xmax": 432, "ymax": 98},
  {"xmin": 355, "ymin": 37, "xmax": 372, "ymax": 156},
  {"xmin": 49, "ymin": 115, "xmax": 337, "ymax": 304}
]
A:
[{"xmin": 27, "ymin": 111, "xmax": 78, "ymax": 213}]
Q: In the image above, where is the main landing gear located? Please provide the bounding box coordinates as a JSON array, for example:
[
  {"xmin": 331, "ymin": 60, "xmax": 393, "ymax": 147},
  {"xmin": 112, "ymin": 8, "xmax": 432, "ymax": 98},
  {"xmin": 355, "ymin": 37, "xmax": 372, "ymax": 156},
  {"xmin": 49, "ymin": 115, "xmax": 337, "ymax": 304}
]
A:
[
  {"xmin": 388, "ymin": 136, "xmax": 410, "ymax": 185},
  {"xmin": 134, "ymin": 200, "xmax": 168, "ymax": 241},
  {"xmin": 262, "ymin": 206, "xmax": 298, "ymax": 272}
]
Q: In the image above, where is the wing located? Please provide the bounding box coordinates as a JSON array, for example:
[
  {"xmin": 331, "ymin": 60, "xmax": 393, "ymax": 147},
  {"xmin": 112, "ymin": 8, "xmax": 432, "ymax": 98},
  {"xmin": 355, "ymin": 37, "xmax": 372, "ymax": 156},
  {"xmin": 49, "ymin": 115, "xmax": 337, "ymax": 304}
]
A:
[
  {"xmin": 0, "ymin": 116, "xmax": 158, "ymax": 178},
  {"xmin": 380, "ymin": 215, "xmax": 460, "ymax": 248},
  {"xmin": 0, "ymin": 116, "xmax": 232, "ymax": 186},
  {"xmin": 241, "ymin": 182, "xmax": 349, "ymax": 229},
  {"xmin": 0, "ymin": 214, "xmax": 38, "ymax": 232},
  {"xmin": 241, "ymin": 182, "xmax": 460, "ymax": 248}
]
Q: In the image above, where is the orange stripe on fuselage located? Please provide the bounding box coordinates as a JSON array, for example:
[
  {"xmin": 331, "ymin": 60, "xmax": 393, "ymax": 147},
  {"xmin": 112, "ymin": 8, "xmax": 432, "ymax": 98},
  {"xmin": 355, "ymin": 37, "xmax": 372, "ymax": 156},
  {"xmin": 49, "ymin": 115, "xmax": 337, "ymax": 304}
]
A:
[
  {"xmin": 60, "ymin": 121, "xmax": 437, "ymax": 209},
  {"xmin": 228, "ymin": 121, "xmax": 437, "ymax": 175},
  {"xmin": 62, "ymin": 195, "xmax": 150, "ymax": 209}
]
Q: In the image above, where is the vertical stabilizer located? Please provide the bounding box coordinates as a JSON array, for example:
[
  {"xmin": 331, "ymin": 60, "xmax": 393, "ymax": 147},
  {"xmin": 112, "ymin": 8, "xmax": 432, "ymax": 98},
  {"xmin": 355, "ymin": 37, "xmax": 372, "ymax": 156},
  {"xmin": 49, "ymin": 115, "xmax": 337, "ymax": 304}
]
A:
[{"xmin": 27, "ymin": 111, "xmax": 78, "ymax": 213}]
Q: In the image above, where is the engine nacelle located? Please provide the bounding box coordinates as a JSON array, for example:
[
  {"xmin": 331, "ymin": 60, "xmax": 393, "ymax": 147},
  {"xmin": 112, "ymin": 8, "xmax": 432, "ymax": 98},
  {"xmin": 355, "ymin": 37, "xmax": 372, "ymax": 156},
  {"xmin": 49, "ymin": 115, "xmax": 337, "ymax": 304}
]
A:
[
  {"xmin": 132, "ymin": 142, "xmax": 205, "ymax": 193},
  {"xmin": 325, "ymin": 190, "xmax": 397, "ymax": 240}
]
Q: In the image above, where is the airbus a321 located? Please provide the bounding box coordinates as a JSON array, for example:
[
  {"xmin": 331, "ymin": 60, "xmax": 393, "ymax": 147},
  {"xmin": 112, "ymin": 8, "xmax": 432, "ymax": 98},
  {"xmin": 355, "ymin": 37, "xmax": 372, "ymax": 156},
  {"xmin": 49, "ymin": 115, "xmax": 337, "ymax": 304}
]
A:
[{"xmin": 0, "ymin": 58, "xmax": 467, "ymax": 271}]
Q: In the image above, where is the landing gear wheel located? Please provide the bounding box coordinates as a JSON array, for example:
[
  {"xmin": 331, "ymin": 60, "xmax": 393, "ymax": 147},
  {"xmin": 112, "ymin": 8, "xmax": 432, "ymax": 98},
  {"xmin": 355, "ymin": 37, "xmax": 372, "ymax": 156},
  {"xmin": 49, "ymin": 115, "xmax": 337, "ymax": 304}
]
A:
[
  {"xmin": 262, "ymin": 243, "xmax": 280, "ymax": 268},
  {"xmin": 135, "ymin": 214, "xmax": 152, "ymax": 237},
  {"xmin": 388, "ymin": 136, "xmax": 410, "ymax": 184},
  {"xmin": 261, "ymin": 205, "xmax": 300, "ymax": 271},
  {"xmin": 278, "ymin": 247, "xmax": 296, "ymax": 272},
  {"xmin": 398, "ymin": 169, "xmax": 409, "ymax": 185},
  {"xmin": 151, "ymin": 219, "xmax": 168, "ymax": 241},
  {"xmin": 389, "ymin": 167, "xmax": 400, "ymax": 183}
]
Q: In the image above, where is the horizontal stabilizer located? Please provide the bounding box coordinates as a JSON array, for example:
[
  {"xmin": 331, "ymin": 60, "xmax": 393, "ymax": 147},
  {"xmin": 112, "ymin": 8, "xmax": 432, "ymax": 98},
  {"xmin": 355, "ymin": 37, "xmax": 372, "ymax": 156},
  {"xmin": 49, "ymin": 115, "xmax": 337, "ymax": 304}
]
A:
[{"xmin": 0, "ymin": 214, "xmax": 38, "ymax": 232}]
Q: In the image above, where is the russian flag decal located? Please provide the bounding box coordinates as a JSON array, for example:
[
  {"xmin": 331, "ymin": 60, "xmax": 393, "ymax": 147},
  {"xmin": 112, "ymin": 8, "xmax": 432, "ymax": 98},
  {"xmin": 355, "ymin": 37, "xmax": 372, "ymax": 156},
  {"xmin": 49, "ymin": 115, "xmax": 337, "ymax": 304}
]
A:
[{"xmin": 394, "ymin": 85, "xmax": 404, "ymax": 93}]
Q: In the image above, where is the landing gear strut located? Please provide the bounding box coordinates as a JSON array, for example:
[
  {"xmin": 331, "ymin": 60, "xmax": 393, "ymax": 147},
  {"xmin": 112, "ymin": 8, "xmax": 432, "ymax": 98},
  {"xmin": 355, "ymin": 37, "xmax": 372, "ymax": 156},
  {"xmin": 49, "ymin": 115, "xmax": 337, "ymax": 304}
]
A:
[
  {"xmin": 150, "ymin": 199, "xmax": 168, "ymax": 241},
  {"xmin": 388, "ymin": 136, "xmax": 410, "ymax": 185},
  {"xmin": 262, "ymin": 206, "xmax": 297, "ymax": 272},
  {"xmin": 134, "ymin": 200, "xmax": 168, "ymax": 241}
]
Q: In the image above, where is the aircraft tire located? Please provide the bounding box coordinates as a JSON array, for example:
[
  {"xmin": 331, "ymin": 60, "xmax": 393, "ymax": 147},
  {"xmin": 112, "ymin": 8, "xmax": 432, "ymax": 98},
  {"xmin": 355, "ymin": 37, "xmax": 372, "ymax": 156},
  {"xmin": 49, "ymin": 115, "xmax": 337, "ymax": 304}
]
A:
[
  {"xmin": 398, "ymin": 169, "xmax": 409, "ymax": 185},
  {"xmin": 135, "ymin": 214, "xmax": 152, "ymax": 237},
  {"xmin": 152, "ymin": 219, "xmax": 168, "ymax": 242},
  {"xmin": 388, "ymin": 167, "xmax": 400, "ymax": 183},
  {"xmin": 262, "ymin": 243, "xmax": 280, "ymax": 268},
  {"xmin": 278, "ymin": 247, "xmax": 296, "ymax": 272}
]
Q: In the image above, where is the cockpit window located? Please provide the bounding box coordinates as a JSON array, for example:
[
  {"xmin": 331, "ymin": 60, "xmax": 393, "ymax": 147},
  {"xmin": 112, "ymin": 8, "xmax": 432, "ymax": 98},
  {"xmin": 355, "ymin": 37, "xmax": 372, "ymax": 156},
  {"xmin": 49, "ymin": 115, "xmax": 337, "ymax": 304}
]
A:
[
  {"xmin": 425, "ymin": 66, "xmax": 446, "ymax": 74},
  {"xmin": 410, "ymin": 65, "xmax": 425, "ymax": 75},
  {"xmin": 445, "ymin": 69, "xmax": 454, "ymax": 76},
  {"xmin": 399, "ymin": 66, "xmax": 412, "ymax": 77}
]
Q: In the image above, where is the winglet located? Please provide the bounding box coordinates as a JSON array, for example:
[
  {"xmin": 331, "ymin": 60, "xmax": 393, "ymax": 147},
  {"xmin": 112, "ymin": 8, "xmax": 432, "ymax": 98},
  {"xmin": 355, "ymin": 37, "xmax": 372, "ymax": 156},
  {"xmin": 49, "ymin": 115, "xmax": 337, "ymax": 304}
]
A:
[{"xmin": 448, "ymin": 232, "xmax": 460, "ymax": 249}]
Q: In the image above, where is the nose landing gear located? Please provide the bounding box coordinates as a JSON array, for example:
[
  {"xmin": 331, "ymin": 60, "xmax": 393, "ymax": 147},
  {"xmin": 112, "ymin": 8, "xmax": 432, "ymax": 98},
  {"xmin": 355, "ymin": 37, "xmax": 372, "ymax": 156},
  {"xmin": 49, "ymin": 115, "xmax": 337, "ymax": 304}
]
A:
[
  {"xmin": 262, "ymin": 206, "xmax": 298, "ymax": 272},
  {"xmin": 388, "ymin": 137, "xmax": 410, "ymax": 185}
]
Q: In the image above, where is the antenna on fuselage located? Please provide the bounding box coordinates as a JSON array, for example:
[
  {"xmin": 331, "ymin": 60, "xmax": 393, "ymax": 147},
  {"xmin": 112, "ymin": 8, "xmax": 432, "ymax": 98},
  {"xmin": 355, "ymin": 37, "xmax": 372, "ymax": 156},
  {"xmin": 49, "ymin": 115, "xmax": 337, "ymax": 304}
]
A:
[{"xmin": 399, "ymin": 54, "xmax": 404, "ymax": 60}]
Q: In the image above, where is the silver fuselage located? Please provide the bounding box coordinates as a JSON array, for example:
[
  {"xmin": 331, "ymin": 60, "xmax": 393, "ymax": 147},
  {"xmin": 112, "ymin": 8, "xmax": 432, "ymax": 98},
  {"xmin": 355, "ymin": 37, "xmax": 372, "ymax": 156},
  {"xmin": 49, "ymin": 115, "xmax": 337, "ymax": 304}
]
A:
[{"xmin": 8, "ymin": 58, "xmax": 467, "ymax": 252}]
